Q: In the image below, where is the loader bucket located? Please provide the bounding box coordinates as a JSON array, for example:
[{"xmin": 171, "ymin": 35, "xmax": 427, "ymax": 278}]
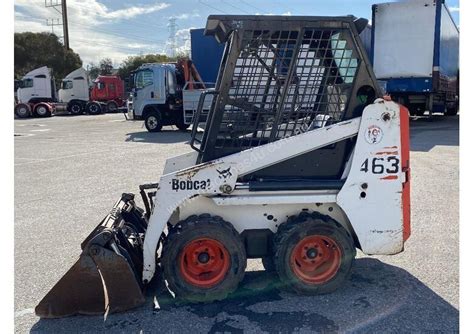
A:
[{"xmin": 35, "ymin": 193, "xmax": 148, "ymax": 318}]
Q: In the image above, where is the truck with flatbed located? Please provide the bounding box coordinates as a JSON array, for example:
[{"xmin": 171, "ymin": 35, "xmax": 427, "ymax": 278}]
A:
[{"xmin": 127, "ymin": 59, "xmax": 213, "ymax": 132}]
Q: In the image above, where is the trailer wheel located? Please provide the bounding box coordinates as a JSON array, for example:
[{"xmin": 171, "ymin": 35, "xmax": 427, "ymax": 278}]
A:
[
  {"xmin": 86, "ymin": 102, "xmax": 102, "ymax": 115},
  {"xmin": 144, "ymin": 111, "xmax": 163, "ymax": 132},
  {"xmin": 408, "ymin": 104, "xmax": 425, "ymax": 117},
  {"xmin": 34, "ymin": 103, "xmax": 51, "ymax": 117},
  {"xmin": 446, "ymin": 106, "xmax": 458, "ymax": 116},
  {"xmin": 15, "ymin": 103, "xmax": 31, "ymax": 118},
  {"xmin": 161, "ymin": 214, "xmax": 246, "ymax": 303},
  {"xmin": 274, "ymin": 212, "xmax": 355, "ymax": 295},
  {"xmin": 68, "ymin": 101, "xmax": 83, "ymax": 115},
  {"xmin": 106, "ymin": 101, "xmax": 118, "ymax": 113}
]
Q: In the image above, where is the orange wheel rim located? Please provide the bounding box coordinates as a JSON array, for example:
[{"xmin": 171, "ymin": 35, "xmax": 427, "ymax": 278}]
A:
[
  {"xmin": 290, "ymin": 235, "xmax": 341, "ymax": 284},
  {"xmin": 179, "ymin": 238, "xmax": 230, "ymax": 288}
]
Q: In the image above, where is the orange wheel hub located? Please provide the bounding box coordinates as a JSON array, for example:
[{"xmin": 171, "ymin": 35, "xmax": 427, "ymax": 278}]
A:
[
  {"xmin": 290, "ymin": 235, "xmax": 342, "ymax": 284},
  {"xmin": 179, "ymin": 238, "xmax": 230, "ymax": 288}
]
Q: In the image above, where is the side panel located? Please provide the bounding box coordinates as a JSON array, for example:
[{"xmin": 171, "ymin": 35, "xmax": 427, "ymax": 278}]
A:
[
  {"xmin": 190, "ymin": 28, "xmax": 225, "ymax": 84},
  {"xmin": 436, "ymin": 4, "xmax": 459, "ymax": 92},
  {"xmin": 337, "ymin": 100, "xmax": 408, "ymax": 255},
  {"xmin": 372, "ymin": 1, "xmax": 436, "ymax": 79},
  {"xmin": 179, "ymin": 196, "xmax": 350, "ymax": 235}
]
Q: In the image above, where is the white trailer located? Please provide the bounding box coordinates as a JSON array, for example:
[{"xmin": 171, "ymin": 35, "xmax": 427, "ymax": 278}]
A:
[{"xmin": 371, "ymin": 0, "xmax": 459, "ymax": 116}]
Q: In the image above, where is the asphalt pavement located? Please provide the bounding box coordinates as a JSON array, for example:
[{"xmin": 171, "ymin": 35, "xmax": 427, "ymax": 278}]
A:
[{"xmin": 14, "ymin": 113, "xmax": 459, "ymax": 333}]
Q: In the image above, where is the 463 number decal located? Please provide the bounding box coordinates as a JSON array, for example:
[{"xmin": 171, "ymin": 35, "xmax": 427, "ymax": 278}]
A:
[{"xmin": 360, "ymin": 156, "xmax": 400, "ymax": 174}]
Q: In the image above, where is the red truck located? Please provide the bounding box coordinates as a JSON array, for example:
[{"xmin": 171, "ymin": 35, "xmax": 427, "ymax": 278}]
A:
[{"xmin": 88, "ymin": 75, "xmax": 126, "ymax": 113}]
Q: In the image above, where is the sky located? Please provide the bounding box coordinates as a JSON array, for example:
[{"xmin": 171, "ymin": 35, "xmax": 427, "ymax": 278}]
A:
[{"xmin": 14, "ymin": 0, "xmax": 460, "ymax": 67}]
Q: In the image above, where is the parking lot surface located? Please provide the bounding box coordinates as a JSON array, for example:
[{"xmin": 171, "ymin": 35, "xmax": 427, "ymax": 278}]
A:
[{"xmin": 14, "ymin": 113, "xmax": 459, "ymax": 333}]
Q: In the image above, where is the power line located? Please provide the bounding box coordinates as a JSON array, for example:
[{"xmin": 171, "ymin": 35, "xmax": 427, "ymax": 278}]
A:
[
  {"xmin": 198, "ymin": 0, "xmax": 226, "ymax": 14},
  {"xmin": 222, "ymin": 0, "xmax": 251, "ymax": 14}
]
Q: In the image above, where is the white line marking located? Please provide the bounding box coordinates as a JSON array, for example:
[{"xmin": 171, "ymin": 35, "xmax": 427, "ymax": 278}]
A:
[
  {"xmin": 14, "ymin": 133, "xmax": 35, "ymax": 137},
  {"xmin": 30, "ymin": 129, "xmax": 50, "ymax": 132},
  {"xmin": 14, "ymin": 149, "xmax": 114, "ymax": 166},
  {"xmin": 14, "ymin": 308, "xmax": 34, "ymax": 318}
]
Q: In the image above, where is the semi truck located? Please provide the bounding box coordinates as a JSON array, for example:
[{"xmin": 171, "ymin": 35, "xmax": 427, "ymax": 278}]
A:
[
  {"xmin": 371, "ymin": 0, "xmax": 459, "ymax": 116},
  {"xmin": 15, "ymin": 66, "xmax": 126, "ymax": 118}
]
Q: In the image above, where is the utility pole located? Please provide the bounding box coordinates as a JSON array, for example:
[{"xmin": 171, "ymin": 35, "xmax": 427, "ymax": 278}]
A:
[
  {"xmin": 45, "ymin": 0, "xmax": 69, "ymax": 49},
  {"xmin": 61, "ymin": 0, "xmax": 69, "ymax": 49}
]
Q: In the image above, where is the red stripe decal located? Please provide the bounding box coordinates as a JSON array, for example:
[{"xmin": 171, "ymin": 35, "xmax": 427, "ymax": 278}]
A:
[
  {"xmin": 380, "ymin": 175, "xmax": 398, "ymax": 180},
  {"xmin": 399, "ymin": 104, "xmax": 411, "ymax": 242}
]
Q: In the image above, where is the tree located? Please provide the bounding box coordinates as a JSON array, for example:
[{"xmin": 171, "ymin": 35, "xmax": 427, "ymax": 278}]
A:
[
  {"xmin": 14, "ymin": 32, "xmax": 82, "ymax": 85},
  {"xmin": 88, "ymin": 63, "xmax": 100, "ymax": 80},
  {"xmin": 99, "ymin": 58, "xmax": 114, "ymax": 75}
]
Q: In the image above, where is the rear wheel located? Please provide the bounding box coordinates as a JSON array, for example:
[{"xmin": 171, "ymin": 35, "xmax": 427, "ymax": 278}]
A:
[
  {"xmin": 274, "ymin": 212, "xmax": 355, "ymax": 295},
  {"xmin": 86, "ymin": 102, "xmax": 102, "ymax": 115},
  {"xmin": 68, "ymin": 101, "xmax": 83, "ymax": 116},
  {"xmin": 409, "ymin": 104, "xmax": 425, "ymax": 116},
  {"xmin": 106, "ymin": 101, "xmax": 118, "ymax": 113},
  {"xmin": 34, "ymin": 103, "xmax": 51, "ymax": 117},
  {"xmin": 144, "ymin": 111, "xmax": 163, "ymax": 132},
  {"xmin": 161, "ymin": 214, "xmax": 246, "ymax": 303},
  {"xmin": 175, "ymin": 118, "xmax": 189, "ymax": 131},
  {"xmin": 446, "ymin": 105, "xmax": 458, "ymax": 116},
  {"xmin": 15, "ymin": 103, "xmax": 30, "ymax": 118}
]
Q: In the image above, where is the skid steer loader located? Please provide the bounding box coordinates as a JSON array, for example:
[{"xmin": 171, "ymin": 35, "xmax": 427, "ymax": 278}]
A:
[{"xmin": 36, "ymin": 15, "xmax": 411, "ymax": 318}]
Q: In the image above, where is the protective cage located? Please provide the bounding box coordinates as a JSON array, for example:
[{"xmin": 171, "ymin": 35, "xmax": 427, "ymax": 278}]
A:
[{"xmin": 191, "ymin": 15, "xmax": 380, "ymax": 179}]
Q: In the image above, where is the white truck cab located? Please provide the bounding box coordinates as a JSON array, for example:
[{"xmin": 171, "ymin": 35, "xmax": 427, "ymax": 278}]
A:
[
  {"xmin": 58, "ymin": 67, "xmax": 89, "ymax": 104},
  {"xmin": 129, "ymin": 62, "xmax": 213, "ymax": 132},
  {"xmin": 17, "ymin": 66, "xmax": 55, "ymax": 104}
]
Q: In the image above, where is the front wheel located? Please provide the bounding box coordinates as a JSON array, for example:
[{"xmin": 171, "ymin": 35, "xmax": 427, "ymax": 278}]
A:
[
  {"xmin": 274, "ymin": 212, "xmax": 355, "ymax": 295},
  {"xmin": 161, "ymin": 214, "xmax": 247, "ymax": 303},
  {"xmin": 15, "ymin": 103, "xmax": 31, "ymax": 118},
  {"xmin": 144, "ymin": 111, "xmax": 163, "ymax": 132}
]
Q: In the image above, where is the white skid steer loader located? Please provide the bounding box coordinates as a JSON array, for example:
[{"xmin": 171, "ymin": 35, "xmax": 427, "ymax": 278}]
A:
[{"xmin": 36, "ymin": 15, "xmax": 411, "ymax": 318}]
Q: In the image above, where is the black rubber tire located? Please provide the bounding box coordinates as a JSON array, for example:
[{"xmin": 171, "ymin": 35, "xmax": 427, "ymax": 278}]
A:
[
  {"xmin": 68, "ymin": 101, "xmax": 83, "ymax": 115},
  {"xmin": 86, "ymin": 102, "xmax": 102, "ymax": 115},
  {"xmin": 161, "ymin": 214, "xmax": 246, "ymax": 303},
  {"xmin": 175, "ymin": 119, "xmax": 189, "ymax": 131},
  {"xmin": 106, "ymin": 101, "xmax": 118, "ymax": 113},
  {"xmin": 34, "ymin": 103, "xmax": 51, "ymax": 118},
  {"xmin": 144, "ymin": 111, "xmax": 163, "ymax": 132},
  {"xmin": 15, "ymin": 103, "xmax": 30, "ymax": 118},
  {"xmin": 446, "ymin": 106, "xmax": 458, "ymax": 116},
  {"xmin": 274, "ymin": 211, "xmax": 355, "ymax": 295},
  {"xmin": 408, "ymin": 104, "xmax": 425, "ymax": 117},
  {"xmin": 261, "ymin": 256, "xmax": 276, "ymax": 272}
]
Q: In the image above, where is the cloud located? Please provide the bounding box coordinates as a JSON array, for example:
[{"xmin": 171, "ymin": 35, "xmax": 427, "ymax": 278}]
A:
[
  {"xmin": 14, "ymin": 1, "xmax": 171, "ymax": 65},
  {"xmin": 449, "ymin": 6, "xmax": 460, "ymax": 13},
  {"xmin": 100, "ymin": 3, "xmax": 170, "ymax": 20},
  {"xmin": 173, "ymin": 12, "xmax": 201, "ymax": 20}
]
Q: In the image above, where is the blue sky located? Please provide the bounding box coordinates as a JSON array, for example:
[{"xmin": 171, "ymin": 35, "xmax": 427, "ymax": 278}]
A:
[{"xmin": 14, "ymin": 0, "xmax": 460, "ymax": 66}]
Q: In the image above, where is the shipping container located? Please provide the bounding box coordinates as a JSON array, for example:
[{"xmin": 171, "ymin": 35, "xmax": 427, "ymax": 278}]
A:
[{"xmin": 371, "ymin": 0, "xmax": 459, "ymax": 115}]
